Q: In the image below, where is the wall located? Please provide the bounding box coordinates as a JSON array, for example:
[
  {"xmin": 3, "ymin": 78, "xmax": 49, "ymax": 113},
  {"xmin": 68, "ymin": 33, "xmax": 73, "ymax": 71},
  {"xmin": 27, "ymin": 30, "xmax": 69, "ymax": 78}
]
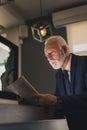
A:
[
  {"xmin": 1, "ymin": 15, "xmax": 67, "ymax": 94},
  {"xmin": 4, "ymin": 25, "xmax": 20, "ymax": 46},
  {"xmin": 21, "ymin": 15, "xmax": 67, "ymax": 94}
]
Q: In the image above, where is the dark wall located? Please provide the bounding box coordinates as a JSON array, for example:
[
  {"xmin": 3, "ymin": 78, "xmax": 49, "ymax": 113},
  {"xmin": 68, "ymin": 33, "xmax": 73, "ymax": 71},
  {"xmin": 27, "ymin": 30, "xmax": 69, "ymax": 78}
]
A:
[{"xmin": 21, "ymin": 15, "xmax": 67, "ymax": 94}]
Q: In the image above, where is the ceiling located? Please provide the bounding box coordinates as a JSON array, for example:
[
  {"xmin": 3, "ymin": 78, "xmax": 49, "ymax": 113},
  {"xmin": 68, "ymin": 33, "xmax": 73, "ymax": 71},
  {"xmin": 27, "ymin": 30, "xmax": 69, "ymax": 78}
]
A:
[{"xmin": 0, "ymin": 0, "xmax": 87, "ymax": 29}]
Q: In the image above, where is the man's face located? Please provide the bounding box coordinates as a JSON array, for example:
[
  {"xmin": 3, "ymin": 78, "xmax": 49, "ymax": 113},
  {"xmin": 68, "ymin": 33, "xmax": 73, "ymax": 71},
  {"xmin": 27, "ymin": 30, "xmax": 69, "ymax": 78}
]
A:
[{"xmin": 44, "ymin": 42, "xmax": 66, "ymax": 70}]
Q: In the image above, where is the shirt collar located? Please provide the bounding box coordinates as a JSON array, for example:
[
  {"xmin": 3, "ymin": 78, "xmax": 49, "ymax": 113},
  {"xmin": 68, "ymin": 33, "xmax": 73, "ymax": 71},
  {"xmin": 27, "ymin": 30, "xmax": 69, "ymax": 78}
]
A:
[{"xmin": 64, "ymin": 54, "xmax": 71, "ymax": 72}]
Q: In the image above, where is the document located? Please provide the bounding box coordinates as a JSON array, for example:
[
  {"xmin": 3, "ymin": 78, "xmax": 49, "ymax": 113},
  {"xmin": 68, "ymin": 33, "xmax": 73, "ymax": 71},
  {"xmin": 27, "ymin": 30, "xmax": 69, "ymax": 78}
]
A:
[{"xmin": 7, "ymin": 76, "xmax": 39, "ymax": 103}]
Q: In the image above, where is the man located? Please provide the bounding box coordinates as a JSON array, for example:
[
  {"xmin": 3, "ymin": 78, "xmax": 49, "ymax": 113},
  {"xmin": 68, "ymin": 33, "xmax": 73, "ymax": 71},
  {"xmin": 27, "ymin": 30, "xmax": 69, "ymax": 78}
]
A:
[
  {"xmin": 34, "ymin": 35, "xmax": 87, "ymax": 129},
  {"xmin": 35, "ymin": 35, "xmax": 87, "ymax": 107}
]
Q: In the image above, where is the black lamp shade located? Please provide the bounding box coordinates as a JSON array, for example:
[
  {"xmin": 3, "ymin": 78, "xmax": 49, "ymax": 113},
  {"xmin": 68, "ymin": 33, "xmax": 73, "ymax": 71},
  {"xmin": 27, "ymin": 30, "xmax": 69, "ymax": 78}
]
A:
[{"xmin": 31, "ymin": 22, "xmax": 52, "ymax": 42}]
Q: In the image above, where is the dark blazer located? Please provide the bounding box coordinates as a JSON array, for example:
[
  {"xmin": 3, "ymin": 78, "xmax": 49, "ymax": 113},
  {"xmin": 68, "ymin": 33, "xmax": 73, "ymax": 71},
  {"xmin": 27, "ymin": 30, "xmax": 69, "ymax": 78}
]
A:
[
  {"xmin": 55, "ymin": 54, "xmax": 87, "ymax": 130},
  {"xmin": 55, "ymin": 53, "xmax": 87, "ymax": 110}
]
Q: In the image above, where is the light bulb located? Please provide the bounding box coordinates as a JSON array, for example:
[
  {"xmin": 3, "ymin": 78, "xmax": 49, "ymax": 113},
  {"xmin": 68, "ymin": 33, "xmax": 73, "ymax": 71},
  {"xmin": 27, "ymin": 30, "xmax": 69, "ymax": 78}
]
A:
[{"xmin": 40, "ymin": 28, "xmax": 47, "ymax": 36}]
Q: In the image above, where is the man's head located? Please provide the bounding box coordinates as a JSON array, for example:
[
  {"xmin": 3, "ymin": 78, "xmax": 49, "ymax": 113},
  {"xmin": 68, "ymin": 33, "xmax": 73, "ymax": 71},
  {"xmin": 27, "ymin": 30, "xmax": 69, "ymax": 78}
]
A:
[{"xmin": 44, "ymin": 35, "xmax": 70, "ymax": 70}]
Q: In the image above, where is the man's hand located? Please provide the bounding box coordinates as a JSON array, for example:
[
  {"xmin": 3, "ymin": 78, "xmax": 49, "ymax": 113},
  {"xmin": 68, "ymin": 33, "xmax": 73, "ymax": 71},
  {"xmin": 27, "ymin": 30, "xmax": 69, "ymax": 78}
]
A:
[{"xmin": 33, "ymin": 93, "xmax": 58, "ymax": 107}]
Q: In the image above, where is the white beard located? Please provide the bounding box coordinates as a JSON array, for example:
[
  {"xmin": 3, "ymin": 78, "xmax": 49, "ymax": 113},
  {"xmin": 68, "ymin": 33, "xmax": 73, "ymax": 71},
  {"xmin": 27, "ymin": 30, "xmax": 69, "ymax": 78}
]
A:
[{"xmin": 49, "ymin": 52, "xmax": 66, "ymax": 70}]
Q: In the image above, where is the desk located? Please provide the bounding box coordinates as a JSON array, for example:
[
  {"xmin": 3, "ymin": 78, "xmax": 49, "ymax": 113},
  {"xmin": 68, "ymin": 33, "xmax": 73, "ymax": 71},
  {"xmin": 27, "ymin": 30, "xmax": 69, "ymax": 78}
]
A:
[
  {"xmin": 0, "ymin": 103, "xmax": 69, "ymax": 130},
  {"xmin": 0, "ymin": 104, "xmax": 48, "ymax": 123}
]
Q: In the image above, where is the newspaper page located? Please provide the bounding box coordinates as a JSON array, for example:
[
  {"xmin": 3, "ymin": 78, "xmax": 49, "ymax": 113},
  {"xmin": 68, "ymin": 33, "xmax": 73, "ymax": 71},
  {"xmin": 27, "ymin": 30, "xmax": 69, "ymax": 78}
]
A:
[{"xmin": 7, "ymin": 76, "xmax": 39, "ymax": 103}]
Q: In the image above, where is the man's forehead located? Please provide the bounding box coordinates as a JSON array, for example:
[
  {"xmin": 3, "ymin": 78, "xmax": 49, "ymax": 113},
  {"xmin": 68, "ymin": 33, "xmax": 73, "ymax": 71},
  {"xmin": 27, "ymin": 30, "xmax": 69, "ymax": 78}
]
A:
[
  {"xmin": 45, "ymin": 41, "xmax": 58, "ymax": 50},
  {"xmin": 44, "ymin": 42, "xmax": 59, "ymax": 54}
]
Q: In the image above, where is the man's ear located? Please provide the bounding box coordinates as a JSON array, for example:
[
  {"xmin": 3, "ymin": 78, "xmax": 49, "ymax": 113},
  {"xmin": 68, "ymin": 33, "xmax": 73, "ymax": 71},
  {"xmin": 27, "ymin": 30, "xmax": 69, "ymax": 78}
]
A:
[
  {"xmin": 62, "ymin": 45, "xmax": 70, "ymax": 57},
  {"xmin": 62, "ymin": 45, "xmax": 68, "ymax": 54}
]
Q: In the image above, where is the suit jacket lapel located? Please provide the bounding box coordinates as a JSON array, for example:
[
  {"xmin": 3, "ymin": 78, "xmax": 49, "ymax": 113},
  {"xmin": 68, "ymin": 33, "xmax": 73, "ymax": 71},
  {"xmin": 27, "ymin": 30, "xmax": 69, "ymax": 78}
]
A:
[{"xmin": 70, "ymin": 54, "xmax": 78, "ymax": 94}]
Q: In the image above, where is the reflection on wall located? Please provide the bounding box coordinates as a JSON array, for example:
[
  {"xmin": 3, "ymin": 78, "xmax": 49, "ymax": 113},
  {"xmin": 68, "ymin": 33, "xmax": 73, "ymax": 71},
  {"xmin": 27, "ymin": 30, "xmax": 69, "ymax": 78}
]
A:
[
  {"xmin": 0, "ymin": 43, "xmax": 10, "ymax": 90},
  {"xmin": 1, "ymin": 50, "xmax": 15, "ymax": 91},
  {"xmin": 0, "ymin": 35, "xmax": 18, "ymax": 92}
]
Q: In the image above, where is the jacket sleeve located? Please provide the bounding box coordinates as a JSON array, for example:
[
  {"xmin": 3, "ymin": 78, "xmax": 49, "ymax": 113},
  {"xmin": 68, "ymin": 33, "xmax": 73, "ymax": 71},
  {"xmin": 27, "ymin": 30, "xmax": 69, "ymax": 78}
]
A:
[{"xmin": 61, "ymin": 69, "xmax": 87, "ymax": 113}]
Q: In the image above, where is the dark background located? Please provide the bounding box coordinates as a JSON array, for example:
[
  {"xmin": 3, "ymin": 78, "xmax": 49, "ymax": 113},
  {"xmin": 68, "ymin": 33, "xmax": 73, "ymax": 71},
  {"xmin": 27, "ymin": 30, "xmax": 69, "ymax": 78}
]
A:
[{"xmin": 21, "ymin": 15, "xmax": 67, "ymax": 94}]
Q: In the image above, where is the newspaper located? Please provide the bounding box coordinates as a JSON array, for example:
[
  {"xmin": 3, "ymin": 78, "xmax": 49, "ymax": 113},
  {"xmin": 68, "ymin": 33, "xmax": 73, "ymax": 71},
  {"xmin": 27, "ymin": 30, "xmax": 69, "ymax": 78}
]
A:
[{"xmin": 7, "ymin": 76, "xmax": 39, "ymax": 103}]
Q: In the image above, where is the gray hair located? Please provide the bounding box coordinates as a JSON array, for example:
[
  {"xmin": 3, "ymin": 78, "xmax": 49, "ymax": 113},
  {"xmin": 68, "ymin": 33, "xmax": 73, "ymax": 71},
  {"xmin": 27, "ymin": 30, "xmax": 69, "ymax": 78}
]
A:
[{"xmin": 44, "ymin": 35, "xmax": 69, "ymax": 49}]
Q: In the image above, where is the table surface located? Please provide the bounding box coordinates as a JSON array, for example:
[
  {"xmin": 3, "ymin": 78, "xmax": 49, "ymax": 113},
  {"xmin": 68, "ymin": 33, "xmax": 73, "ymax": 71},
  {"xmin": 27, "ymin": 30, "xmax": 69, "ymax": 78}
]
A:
[
  {"xmin": 0, "ymin": 99, "xmax": 69, "ymax": 130},
  {"xmin": 0, "ymin": 98, "xmax": 64, "ymax": 123}
]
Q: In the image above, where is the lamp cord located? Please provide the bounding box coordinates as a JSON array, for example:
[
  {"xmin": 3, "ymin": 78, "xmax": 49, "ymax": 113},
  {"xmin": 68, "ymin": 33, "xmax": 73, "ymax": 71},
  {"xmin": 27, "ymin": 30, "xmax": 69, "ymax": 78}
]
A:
[{"xmin": 40, "ymin": 0, "xmax": 43, "ymax": 17}]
